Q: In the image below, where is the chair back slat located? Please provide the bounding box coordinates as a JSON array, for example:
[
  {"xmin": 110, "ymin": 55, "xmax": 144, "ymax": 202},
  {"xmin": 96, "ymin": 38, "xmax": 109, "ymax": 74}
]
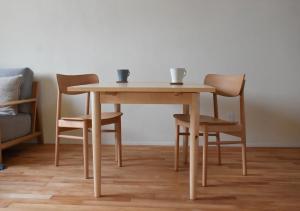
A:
[
  {"xmin": 204, "ymin": 74, "xmax": 245, "ymax": 97},
  {"xmin": 56, "ymin": 74, "xmax": 99, "ymax": 95}
]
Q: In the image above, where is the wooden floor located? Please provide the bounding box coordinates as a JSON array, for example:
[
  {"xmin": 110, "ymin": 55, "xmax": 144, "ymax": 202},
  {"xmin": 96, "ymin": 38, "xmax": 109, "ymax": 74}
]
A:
[{"xmin": 0, "ymin": 144, "xmax": 300, "ymax": 211}]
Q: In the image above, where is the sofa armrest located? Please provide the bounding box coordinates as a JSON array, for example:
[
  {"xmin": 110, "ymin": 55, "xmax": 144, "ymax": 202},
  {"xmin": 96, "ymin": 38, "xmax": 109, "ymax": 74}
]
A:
[{"xmin": 0, "ymin": 98, "xmax": 36, "ymax": 108}]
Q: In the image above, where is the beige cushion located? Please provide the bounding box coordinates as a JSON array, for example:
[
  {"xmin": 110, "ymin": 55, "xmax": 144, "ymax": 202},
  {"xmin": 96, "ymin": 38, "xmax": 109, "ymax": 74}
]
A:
[{"xmin": 0, "ymin": 75, "xmax": 23, "ymax": 115}]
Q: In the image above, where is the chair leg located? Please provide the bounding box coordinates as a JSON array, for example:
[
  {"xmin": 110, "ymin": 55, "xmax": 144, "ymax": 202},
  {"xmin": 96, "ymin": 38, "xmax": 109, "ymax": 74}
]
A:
[
  {"xmin": 183, "ymin": 127, "xmax": 189, "ymax": 164},
  {"xmin": 202, "ymin": 129, "xmax": 208, "ymax": 187},
  {"xmin": 114, "ymin": 123, "xmax": 118, "ymax": 163},
  {"xmin": 216, "ymin": 132, "xmax": 221, "ymax": 165},
  {"xmin": 116, "ymin": 120, "xmax": 122, "ymax": 167},
  {"xmin": 175, "ymin": 124, "xmax": 180, "ymax": 171},
  {"xmin": 242, "ymin": 136, "xmax": 247, "ymax": 176},
  {"xmin": 83, "ymin": 123, "xmax": 89, "ymax": 179},
  {"xmin": 54, "ymin": 128, "xmax": 60, "ymax": 166}
]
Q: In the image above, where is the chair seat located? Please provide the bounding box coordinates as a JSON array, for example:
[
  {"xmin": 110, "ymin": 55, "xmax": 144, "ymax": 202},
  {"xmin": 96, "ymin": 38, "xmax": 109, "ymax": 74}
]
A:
[
  {"xmin": 173, "ymin": 114, "xmax": 237, "ymax": 125},
  {"xmin": 59, "ymin": 112, "xmax": 122, "ymax": 128},
  {"xmin": 62, "ymin": 112, "xmax": 122, "ymax": 121}
]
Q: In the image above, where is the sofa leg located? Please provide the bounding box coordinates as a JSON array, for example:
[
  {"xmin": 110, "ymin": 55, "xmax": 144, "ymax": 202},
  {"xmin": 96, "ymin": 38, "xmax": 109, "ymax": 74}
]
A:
[
  {"xmin": 0, "ymin": 150, "xmax": 5, "ymax": 170},
  {"xmin": 37, "ymin": 133, "xmax": 44, "ymax": 144}
]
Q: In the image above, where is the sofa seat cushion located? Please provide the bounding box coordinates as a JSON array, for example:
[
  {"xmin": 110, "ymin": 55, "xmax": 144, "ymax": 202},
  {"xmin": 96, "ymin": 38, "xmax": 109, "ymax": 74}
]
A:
[{"xmin": 0, "ymin": 113, "xmax": 31, "ymax": 143}]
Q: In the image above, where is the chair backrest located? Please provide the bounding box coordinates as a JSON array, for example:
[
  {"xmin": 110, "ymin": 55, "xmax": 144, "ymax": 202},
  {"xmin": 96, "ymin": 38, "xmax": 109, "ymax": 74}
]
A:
[
  {"xmin": 204, "ymin": 74, "xmax": 246, "ymax": 127},
  {"xmin": 204, "ymin": 74, "xmax": 245, "ymax": 97},
  {"xmin": 56, "ymin": 74, "xmax": 99, "ymax": 95},
  {"xmin": 56, "ymin": 74, "xmax": 99, "ymax": 119}
]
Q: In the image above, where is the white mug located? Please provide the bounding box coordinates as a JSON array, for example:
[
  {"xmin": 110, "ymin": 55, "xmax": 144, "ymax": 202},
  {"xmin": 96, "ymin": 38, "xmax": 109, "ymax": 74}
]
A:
[{"xmin": 170, "ymin": 68, "xmax": 187, "ymax": 83}]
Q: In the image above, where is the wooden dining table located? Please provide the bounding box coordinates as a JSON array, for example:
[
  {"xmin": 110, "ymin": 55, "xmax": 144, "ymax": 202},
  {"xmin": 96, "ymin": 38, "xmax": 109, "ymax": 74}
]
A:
[{"xmin": 68, "ymin": 82, "xmax": 215, "ymax": 200}]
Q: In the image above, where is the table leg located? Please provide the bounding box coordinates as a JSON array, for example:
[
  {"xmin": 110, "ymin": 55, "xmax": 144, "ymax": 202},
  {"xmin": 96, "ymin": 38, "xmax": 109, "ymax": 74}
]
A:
[
  {"xmin": 91, "ymin": 92, "xmax": 101, "ymax": 197},
  {"xmin": 189, "ymin": 93, "xmax": 199, "ymax": 200}
]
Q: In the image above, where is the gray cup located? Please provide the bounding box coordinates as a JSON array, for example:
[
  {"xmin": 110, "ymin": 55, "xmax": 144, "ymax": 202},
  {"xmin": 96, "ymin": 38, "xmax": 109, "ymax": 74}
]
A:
[{"xmin": 117, "ymin": 69, "xmax": 130, "ymax": 82}]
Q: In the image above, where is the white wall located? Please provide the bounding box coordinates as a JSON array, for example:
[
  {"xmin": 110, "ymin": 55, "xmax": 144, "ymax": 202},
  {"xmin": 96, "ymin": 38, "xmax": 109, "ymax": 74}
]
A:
[{"xmin": 0, "ymin": 0, "xmax": 299, "ymax": 147}]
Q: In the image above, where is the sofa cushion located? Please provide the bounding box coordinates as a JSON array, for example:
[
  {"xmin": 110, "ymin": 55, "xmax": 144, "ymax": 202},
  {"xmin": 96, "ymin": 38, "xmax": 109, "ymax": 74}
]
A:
[
  {"xmin": 0, "ymin": 68, "xmax": 33, "ymax": 113},
  {"xmin": 0, "ymin": 113, "xmax": 31, "ymax": 143},
  {"xmin": 0, "ymin": 75, "xmax": 23, "ymax": 115}
]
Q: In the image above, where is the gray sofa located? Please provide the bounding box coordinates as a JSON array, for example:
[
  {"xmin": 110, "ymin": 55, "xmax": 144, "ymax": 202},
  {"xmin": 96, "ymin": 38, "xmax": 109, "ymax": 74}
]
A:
[{"xmin": 0, "ymin": 68, "xmax": 43, "ymax": 163}]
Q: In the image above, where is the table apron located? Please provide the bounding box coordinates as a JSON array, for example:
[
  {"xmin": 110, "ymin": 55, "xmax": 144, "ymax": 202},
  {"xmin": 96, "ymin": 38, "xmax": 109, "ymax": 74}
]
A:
[{"xmin": 98, "ymin": 92, "xmax": 196, "ymax": 104}]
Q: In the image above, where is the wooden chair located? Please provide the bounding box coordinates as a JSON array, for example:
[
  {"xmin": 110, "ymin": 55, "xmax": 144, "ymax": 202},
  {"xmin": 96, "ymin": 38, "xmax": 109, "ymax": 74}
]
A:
[
  {"xmin": 55, "ymin": 74, "xmax": 122, "ymax": 179},
  {"xmin": 174, "ymin": 74, "xmax": 246, "ymax": 187}
]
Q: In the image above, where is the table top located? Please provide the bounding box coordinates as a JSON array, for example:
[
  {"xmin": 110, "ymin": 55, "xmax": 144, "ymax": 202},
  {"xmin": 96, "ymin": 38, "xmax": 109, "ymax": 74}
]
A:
[{"xmin": 68, "ymin": 82, "xmax": 215, "ymax": 93}]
